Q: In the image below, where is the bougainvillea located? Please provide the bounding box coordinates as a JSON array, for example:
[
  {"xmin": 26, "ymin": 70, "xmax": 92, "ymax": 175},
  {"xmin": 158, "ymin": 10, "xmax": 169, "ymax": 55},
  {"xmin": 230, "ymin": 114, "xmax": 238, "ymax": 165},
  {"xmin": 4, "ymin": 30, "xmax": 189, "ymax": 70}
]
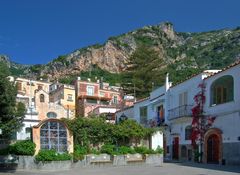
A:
[{"xmin": 191, "ymin": 82, "xmax": 216, "ymax": 161}]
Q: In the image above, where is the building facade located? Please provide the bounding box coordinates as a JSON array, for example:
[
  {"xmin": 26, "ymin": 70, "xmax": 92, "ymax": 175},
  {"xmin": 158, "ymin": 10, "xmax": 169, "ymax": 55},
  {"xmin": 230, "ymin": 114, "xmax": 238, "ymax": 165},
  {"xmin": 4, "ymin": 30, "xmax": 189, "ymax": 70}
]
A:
[
  {"xmin": 14, "ymin": 78, "xmax": 74, "ymax": 154},
  {"xmin": 75, "ymin": 78, "xmax": 122, "ymax": 118},
  {"xmin": 116, "ymin": 60, "xmax": 240, "ymax": 165}
]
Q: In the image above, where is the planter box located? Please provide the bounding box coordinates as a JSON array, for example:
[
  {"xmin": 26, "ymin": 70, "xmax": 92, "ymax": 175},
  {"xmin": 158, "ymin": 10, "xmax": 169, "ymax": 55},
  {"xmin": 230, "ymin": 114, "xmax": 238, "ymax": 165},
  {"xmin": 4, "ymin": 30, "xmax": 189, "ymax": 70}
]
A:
[
  {"xmin": 17, "ymin": 156, "xmax": 35, "ymax": 169},
  {"xmin": 145, "ymin": 154, "xmax": 163, "ymax": 166},
  {"xmin": 35, "ymin": 160, "xmax": 72, "ymax": 170},
  {"xmin": 113, "ymin": 155, "xmax": 126, "ymax": 166}
]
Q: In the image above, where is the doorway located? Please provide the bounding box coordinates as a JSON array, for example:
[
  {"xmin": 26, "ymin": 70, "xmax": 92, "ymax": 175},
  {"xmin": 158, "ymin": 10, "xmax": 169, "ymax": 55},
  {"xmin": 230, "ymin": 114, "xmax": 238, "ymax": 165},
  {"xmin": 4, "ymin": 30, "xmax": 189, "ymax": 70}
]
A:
[
  {"xmin": 172, "ymin": 137, "xmax": 179, "ymax": 160},
  {"xmin": 207, "ymin": 134, "xmax": 220, "ymax": 163}
]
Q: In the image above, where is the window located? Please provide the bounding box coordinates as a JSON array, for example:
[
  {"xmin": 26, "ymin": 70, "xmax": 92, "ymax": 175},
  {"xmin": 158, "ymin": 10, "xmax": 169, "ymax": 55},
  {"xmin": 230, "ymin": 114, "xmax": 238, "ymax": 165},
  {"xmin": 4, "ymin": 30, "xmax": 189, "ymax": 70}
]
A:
[
  {"xmin": 67, "ymin": 94, "xmax": 73, "ymax": 101},
  {"xmin": 86, "ymin": 99, "xmax": 98, "ymax": 104},
  {"xmin": 38, "ymin": 85, "xmax": 43, "ymax": 90},
  {"xmin": 87, "ymin": 86, "xmax": 94, "ymax": 96},
  {"xmin": 179, "ymin": 91, "xmax": 188, "ymax": 106},
  {"xmin": 181, "ymin": 145, "xmax": 187, "ymax": 158},
  {"xmin": 40, "ymin": 121, "xmax": 67, "ymax": 152},
  {"xmin": 40, "ymin": 94, "xmax": 45, "ymax": 102},
  {"xmin": 47, "ymin": 112, "xmax": 57, "ymax": 118},
  {"xmin": 210, "ymin": 75, "xmax": 234, "ymax": 105},
  {"xmin": 185, "ymin": 125, "xmax": 192, "ymax": 140},
  {"xmin": 100, "ymin": 100, "xmax": 109, "ymax": 105},
  {"xmin": 17, "ymin": 82, "xmax": 22, "ymax": 91},
  {"xmin": 113, "ymin": 96, "xmax": 118, "ymax": 104},
  {"xmin": 140, "ymin": 106, "xmax": 148, "ymax": 124},
  {"xmin": 99, "ymin": 92, "xmax": 105, "ymax": 97},
  {"xmin": 25, "ymin": 127, "xmax": 32, "ymax": 133},
  {"xmin": 157, "ymin": 105, "xmax": 165, "ymax": 124}
]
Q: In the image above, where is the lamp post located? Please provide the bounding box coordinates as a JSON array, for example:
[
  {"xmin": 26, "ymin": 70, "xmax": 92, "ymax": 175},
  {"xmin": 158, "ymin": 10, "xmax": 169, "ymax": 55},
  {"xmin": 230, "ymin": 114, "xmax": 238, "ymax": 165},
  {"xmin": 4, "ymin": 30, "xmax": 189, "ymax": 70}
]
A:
[
  {"xmin": 119, "ymin": 113, "xmax": 128, "ymax": 123},
  {"xmin": 106, "ymin": 112, "xmax": 112, "ymax": 122}
]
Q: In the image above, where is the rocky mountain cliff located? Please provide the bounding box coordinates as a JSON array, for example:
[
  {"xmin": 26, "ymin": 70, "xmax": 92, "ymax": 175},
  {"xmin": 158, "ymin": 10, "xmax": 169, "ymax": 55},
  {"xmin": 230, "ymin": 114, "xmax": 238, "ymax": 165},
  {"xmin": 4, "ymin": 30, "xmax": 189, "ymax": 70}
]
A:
[{"xmin": 1, "ymin": 22, "xmax": 240, "ymax": 83}]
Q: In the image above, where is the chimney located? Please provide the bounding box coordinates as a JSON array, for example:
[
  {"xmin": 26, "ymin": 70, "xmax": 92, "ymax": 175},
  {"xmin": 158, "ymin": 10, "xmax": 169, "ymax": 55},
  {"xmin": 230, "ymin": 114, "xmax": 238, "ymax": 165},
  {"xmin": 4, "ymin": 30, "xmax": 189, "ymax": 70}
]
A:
[
  {"xmin": 165, "ymin": 73, "xmax": 169, "ymax": 91},
  {"xmin": 100, "ymin": 77, "xmax": 103, "ymax": 89}
]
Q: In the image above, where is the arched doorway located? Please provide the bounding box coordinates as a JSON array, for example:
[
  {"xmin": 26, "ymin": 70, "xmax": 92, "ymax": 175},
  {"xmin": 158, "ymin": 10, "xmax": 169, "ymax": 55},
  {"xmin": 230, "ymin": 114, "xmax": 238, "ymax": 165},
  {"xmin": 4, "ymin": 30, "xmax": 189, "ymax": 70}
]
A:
[
  {"xmin": 204, "ymin": 128, "xmax": 222, "ymax": 164},
  {"xmin": 207, "ymin": 134, "xmax": 219, "ymax": 163}
]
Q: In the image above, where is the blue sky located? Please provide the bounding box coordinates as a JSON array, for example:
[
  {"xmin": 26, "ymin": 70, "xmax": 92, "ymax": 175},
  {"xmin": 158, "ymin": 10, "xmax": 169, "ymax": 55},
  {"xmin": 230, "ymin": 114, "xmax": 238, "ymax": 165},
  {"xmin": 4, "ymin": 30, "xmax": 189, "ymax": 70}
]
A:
[{"xmin": 0, "ymin": 0, "xmax": 239, "ymax": 65}]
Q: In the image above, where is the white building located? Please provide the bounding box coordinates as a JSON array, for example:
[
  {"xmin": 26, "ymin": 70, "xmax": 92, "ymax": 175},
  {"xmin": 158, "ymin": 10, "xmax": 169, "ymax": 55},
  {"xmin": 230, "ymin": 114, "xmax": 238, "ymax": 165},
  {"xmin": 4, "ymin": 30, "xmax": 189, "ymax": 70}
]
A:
[{"xmin": 116, "ymin": 60, "xmax": 240, "ymax": 165}]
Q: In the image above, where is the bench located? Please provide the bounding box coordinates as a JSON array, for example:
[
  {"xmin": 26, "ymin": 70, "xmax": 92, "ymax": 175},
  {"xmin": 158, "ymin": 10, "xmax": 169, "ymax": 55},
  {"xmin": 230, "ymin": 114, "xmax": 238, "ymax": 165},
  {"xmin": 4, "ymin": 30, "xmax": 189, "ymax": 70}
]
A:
[{"xmin": 125, "ymin": 153, "xmax": 145, "ymax": 163}]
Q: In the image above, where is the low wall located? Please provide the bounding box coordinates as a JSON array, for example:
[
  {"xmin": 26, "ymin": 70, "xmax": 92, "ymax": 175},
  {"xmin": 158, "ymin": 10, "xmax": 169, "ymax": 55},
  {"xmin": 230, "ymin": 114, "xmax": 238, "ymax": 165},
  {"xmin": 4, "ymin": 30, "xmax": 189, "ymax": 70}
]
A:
[{"xmin": 0, "ymin": 154, "xmax": 164, "ymax": 171}]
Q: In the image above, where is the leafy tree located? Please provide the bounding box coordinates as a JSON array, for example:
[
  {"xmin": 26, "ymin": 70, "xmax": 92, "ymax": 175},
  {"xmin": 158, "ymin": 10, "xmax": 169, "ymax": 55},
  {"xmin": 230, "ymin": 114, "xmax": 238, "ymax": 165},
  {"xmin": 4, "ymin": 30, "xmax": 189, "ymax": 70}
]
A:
[
  {"xmin": 63, "ymin": 116, "xmax": 154, "ymax": 148},
  {"xmin": 121, "ymin": 45, "xmax": 166, "ymax": 98},
  {"xmin": 0, "ymin": 62, "xmax": 25, "ymax": 139}
]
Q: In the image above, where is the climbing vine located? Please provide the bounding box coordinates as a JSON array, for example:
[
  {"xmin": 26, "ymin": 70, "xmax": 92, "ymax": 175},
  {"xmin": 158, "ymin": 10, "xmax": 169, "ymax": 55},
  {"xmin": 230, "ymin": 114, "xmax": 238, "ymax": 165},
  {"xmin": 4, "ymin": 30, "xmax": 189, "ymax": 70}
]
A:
[{"xmin": 191, "ymin": 82, "xmax": 216, "ymax": 162}]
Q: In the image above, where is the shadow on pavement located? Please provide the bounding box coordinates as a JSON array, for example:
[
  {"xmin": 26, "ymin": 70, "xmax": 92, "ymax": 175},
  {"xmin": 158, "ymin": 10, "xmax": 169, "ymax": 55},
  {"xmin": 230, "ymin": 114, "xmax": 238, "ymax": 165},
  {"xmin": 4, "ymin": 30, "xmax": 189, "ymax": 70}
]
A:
[
  {"xmin": 175, "ymin": 162, "xmax": 240, "ymax": 173},
  {"xmin": 0, "ymin": 163, "xmax": 17, "ymax": 173}
]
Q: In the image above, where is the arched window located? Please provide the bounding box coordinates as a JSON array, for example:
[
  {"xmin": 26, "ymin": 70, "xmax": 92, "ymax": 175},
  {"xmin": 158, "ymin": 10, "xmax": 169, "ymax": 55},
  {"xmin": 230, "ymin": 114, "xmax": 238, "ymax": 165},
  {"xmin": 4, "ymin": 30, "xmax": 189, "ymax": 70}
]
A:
[
  {"xmin": 185, "ymin": 125, "xmax": 192, "ymax": 140},
  {"xmin": 210, "ymin": 75, "xmax": 234, "ymax": 105},
  {"xmin": 47, "ymin": 112, "xmax": 57, "ymax": 118},
  {"xmin": 40, "ymin": 94, "xmax": 45, "ymax": 103},
  {"xmin": 40, "ymin": 121, "xmax": 67, "ymax": 152}
]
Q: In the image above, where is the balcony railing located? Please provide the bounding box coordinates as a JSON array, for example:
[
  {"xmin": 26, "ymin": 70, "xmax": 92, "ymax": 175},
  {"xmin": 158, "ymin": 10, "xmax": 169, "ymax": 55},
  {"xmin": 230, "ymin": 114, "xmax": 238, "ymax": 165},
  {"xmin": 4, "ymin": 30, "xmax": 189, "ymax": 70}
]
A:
[{"xmin": 168, "ymin": 105, "xmax": 193, "ymax": 120}]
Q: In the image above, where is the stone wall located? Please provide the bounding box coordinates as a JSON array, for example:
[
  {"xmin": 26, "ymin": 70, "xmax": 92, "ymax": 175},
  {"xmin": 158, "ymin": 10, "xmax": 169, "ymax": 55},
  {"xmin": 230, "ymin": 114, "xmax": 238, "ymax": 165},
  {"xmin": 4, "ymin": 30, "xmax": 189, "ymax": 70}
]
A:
[{"xmin": 0, "ymin": 154, "xmax": 164, "ymax": 171}]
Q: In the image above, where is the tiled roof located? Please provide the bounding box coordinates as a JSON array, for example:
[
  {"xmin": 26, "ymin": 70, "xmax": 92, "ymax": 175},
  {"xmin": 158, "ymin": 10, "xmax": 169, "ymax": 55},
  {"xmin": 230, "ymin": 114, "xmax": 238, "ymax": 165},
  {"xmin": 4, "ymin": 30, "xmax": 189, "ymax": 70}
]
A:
[
  {"xmin": 115, "ymin": 105, "xmax": 134, "ymax": 114},
  {"xmin": 134, "ymin": 97, "xmax": 150, "ymax": 104}
]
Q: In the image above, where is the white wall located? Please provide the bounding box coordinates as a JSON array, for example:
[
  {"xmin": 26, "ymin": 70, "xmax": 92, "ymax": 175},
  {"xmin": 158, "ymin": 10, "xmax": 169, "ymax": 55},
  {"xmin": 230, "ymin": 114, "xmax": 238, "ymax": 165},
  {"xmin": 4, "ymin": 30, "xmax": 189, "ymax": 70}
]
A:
[
  {"xmin": 205, "ymin": 64, "xmax": 240, "ymax": 116},
  {"xmin": 151, "ymin": 131, "xmax": 164, "ymax": 150},
  {"xmin": 17, "ymin": 120, "xmax": 39, "ymax": 140},
  {"xmin": 133, "ymin": 99, "xmax": 149, "ymax": 123},
  {"xmin": 204, "ymin": 64, "xmax": 240, "ymax": 142},
  {"xmin": 115, "ymin": 107, "xmax": 134, "ymax": 121}
]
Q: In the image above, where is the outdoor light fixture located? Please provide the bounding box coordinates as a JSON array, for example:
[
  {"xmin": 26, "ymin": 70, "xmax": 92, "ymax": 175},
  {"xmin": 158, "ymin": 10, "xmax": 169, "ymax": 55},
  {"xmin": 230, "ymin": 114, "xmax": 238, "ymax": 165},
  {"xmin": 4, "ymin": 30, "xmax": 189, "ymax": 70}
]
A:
[
  {"xmin": 0, "ymin": 129, "xmax": 2, "ymax": 135},
  {"xmin": 119, "ymin": 113, "xmax": 128, "ymax": 123}
]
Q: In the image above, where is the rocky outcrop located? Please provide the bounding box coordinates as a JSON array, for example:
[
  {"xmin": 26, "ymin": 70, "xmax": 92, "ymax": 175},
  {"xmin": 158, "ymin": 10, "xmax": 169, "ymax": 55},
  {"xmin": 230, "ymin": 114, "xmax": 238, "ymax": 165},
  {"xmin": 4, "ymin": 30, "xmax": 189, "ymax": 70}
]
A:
[
  {"xmin": 39, "ymin": 22, "xmax": 182, "ymax": 79},
  {"xmin": 2, "ymin": 22, "xmax": 240, "ymax": 81}
]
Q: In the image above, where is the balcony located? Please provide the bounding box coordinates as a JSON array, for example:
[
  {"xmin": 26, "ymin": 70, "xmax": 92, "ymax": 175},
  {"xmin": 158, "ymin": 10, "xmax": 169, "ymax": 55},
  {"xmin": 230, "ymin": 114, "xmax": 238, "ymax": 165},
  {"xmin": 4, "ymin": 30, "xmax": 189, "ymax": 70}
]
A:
[{"xmin": 168, "ymin": 105, "xmax": 193, "ymax": 120}]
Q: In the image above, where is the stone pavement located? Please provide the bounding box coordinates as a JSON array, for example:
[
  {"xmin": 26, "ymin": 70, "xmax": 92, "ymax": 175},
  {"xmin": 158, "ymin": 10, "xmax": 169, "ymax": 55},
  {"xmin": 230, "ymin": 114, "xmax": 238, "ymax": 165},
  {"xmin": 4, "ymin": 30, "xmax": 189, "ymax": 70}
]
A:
[{"xmin": 0, "ymin": 162, "xmax": 240, "ymax": 175}]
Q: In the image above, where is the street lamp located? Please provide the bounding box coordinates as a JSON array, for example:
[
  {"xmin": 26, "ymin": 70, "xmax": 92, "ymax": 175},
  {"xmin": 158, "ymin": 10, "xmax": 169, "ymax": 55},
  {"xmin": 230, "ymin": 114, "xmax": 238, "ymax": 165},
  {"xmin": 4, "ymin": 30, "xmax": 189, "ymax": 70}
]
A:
[{"xmin": 119, "ymin": 113, "xmax": 128, "ymax": 123}]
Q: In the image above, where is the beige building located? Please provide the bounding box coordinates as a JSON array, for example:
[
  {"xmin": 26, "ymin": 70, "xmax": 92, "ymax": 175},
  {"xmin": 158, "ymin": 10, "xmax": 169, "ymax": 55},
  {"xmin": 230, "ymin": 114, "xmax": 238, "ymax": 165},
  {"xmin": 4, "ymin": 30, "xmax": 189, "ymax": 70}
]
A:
[{"xmin": 15, "ymin": 78, "xmax": 74, "ymax": 154}]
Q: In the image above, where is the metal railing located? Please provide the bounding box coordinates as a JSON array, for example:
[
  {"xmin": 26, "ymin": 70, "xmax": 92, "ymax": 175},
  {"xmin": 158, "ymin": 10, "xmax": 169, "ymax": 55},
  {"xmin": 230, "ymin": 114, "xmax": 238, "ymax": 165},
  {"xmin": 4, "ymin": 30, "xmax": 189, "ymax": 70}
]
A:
[{"xmin": 168, "ymin": 105, "xmax": 193, "ymax": 120}]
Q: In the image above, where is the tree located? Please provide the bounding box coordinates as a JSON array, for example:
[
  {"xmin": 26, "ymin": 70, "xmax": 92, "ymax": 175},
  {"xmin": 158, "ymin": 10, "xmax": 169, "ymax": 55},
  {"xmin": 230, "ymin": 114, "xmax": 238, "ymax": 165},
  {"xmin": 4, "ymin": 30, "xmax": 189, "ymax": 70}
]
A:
[
  {"xmin": 121, "ymin": 45, "xmax": 166, "ymax": 98},
  {"xmin": 0, "ymin": 62, "xmax": 25, "ymax": 139},
  {"xmin": 191, "ymin": 82, "xmax": 216, "ymax": 162}
]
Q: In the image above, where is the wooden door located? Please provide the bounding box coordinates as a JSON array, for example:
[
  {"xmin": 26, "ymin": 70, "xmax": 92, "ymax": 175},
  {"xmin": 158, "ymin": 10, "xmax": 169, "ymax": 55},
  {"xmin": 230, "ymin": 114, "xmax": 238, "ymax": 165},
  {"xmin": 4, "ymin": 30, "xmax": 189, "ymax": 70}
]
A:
[
  {"xmin": 172, "ymin": 137, "xmax": 179, "ymax": 160},
  {"xmin": 207, "ymin": 134, "xmax": 219, "ymax": 163}
]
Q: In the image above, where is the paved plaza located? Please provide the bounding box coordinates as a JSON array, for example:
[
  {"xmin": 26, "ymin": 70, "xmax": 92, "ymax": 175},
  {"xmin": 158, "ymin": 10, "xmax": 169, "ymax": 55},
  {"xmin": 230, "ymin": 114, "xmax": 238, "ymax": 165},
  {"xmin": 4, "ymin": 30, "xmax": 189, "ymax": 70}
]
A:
[{"xmin": 0, "ymin": 163, "xmax": 240, "ymax": 175}]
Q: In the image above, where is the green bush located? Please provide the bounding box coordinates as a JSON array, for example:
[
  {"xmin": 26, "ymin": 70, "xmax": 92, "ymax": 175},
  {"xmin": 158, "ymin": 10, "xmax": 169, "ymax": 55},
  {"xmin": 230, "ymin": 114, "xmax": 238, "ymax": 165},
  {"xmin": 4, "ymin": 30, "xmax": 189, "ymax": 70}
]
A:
[
  {"xmin": 73, "ymin": 145, "xmax": 88, "ymax": 161},
  {"xmin": 100, "ymin": 144, "xmax": 115, "ymax": 155},
  {"xmin": 90, "ymin": 148, "xmax": 101, "ymax": 155},
  {"xmin": 10, "ymin": 140, "xmax": 36, "ymax": 155},
  {"xmin": 35, "ymin": 150, "xmax": 72, "ymax": 161},
  {"xmin": 134, "ymin": 146, "xmax": 155, "ymax": 154},
  {"xmin": 118, "ymin": 146, "xmax": 136, "ymax": 155},
  {"xmin": 155, "ymin": 146, "xmax": 163, "ymax": 154}
]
